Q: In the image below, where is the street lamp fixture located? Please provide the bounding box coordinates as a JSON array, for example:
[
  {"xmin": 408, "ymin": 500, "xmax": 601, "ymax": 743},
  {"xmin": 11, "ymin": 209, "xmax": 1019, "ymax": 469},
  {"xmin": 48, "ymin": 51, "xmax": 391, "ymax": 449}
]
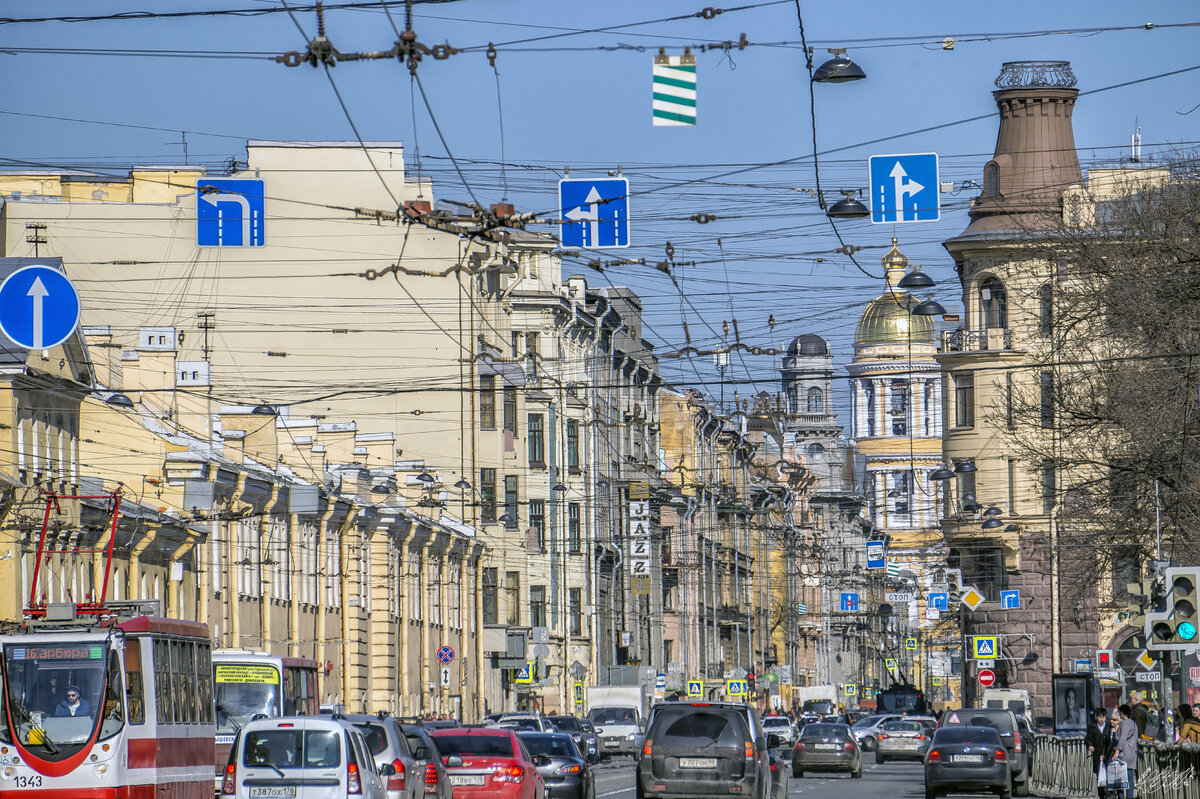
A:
[
  {"xmin": 930, "ymin": 466, "xmax": 955, "ymax": 481},
  {"xmin": 897, "ymin": 266, "xmax": 935, "ymax": 290},
  {"xmin": 552, "ymin": 482, "xmax": 568, "ymax": 493},
  {"xmin": 416, "ymin": 471, "xmax": 435, "ymax": 483},
  {"xmin": 983, "ymin": 506, "xmax": 1003, "ymax": 517},
  {"xmin": 813, "ymin": 48, "xmax": 867, "ymax": 83},
  {"xmin": 454, "ymin": 479, "xmax": 471, "ymax": 491},
  {"xmin": 251, "ymin": 403, "xmax": 276, "ymax": 415},
  {"xmin": 954, "ymin": 461, "xmax": 977, "ymax": 474},
  {"xmin": 1004, "ymin": 524, "xmax": 1020, "ymax": 533},
  {"xmin": 105, "ymin": 392, "xmax": 135, "ymax": 408},
  {"xmin": 912, "ymin": 298, "xmax": 947, "ymax": 317},
  {"xmin": 963, "ymin": 500, "xmax": 983, "ymax": 514},
  {"xmin": 826, "ymin": 191, "xmax": 870, "ymax": 219},
  {"xmin": 981, "ymin": 517, "xmax": 1004, "ymax": 530}
]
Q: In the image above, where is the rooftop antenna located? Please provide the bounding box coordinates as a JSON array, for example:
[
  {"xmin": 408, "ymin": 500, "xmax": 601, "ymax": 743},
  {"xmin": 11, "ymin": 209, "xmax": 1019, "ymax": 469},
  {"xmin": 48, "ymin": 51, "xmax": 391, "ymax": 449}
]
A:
[{"xmin": 1131, "ymin": 120, "xmax": 1142, "ymax": 163}]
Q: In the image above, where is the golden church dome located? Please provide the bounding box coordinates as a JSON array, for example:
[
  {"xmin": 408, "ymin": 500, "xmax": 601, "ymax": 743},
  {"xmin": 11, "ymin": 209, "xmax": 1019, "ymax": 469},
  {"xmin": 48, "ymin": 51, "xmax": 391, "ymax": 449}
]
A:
[
  {"xmin": 854, "ymin": 238, "xmax": 934, "ymax": 346},
  {"xmin": 881, "ymin": 237, "xmax": 909, "ymax": 272}
]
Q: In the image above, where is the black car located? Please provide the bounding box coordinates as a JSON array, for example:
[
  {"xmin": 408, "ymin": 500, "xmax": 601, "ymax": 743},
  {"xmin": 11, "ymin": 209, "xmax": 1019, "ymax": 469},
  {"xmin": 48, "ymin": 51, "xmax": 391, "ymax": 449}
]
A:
[
  {"xmin": 636, "ymin": 702, "xmax": 771, "ymax": 799},
  {"xmin": 548, "ymin": 715, "xmax": 599, "ymax": 763},
  {"xmin": 400, "ymin": 722, "xmax": 452, "ymax": 799},
  {"xmin": 792, "ymin": 722, "xmax": 861, "ymax": 778},
  {"xmin": 939, "ymin": 708, "xmax": 1028, "ymax": 795},
  {"xmin": 924, "ymin": 725, "xmax": 1011, "ymax": 799},
  {"xmin": 519, "ymin": 731, "xmax": 594, "ymax": 799}
]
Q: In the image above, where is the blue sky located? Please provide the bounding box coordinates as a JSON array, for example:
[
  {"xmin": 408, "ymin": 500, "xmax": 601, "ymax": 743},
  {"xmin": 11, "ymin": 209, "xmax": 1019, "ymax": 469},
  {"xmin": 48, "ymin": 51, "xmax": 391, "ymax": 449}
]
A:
[{"xmin": 3, "ymin": 0, "xmax": 1198, "ymax": 412}]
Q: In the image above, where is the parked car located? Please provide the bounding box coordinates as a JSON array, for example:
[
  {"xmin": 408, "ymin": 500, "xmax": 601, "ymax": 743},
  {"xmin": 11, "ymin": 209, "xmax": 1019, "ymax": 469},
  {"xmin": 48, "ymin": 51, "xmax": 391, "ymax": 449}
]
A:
[
  {"xmin": 423, "ymin": 719, "xmax": 463, "ymax": 731},
  {"xmin": 548, "ymin": 716, "xmax": 599, "ymax": 763},
  {"xmin": 430, "ymin": 727, "xmax": 545, "ymax": 799},
  {"xmin": 636, "ymin": 701, "xmax": 772, "ymax": 799},
  {"xmin": 577, "ymin": 718, "xmax": 600, "ymax": 762},
  {"xmin": 924, "ymin": 725, "xmax": 1012, "ymax": 799},
  {"xmin": 792, "ymin": 722, "xmax": 861, "ymax": 779},
  {"xmin": 850, "ymin": 714, "xmax": 904, "ymax": 751},
  {"xmin": 762, "ymin": 716, "xmax": 797, "ymax": 746},
  {"xmin": 939, "ymin": 708, "xmax": 1028, "ymax": 795},
  {"xmin": 768, "ymin": 749, "xmax": 790, "ymax": 799},
  {"xmin": 347, "ymin": 713, "xmax": 422, "ymax": 799},
  {"xmin": 518, "ymin": 731, "xmax": 594, "ymax": 799},
  {"xmin": 220, "ymin": 715, "xmax": 389, "ymax": 799},
  {"xmin": 401, "ymin": 723, "xmax": 453, "ymax": 799},
  {"xmin": 875, "ymin": 718, "xmax": 932, "ymax": 764}
]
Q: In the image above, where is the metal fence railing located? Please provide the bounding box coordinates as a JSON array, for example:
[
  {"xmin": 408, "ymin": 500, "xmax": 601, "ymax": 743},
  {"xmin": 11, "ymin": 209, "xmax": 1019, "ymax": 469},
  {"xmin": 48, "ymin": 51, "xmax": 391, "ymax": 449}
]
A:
[{"xmin": 1027, "ymin": 734, "xmax": 1200, "ymax": 799}]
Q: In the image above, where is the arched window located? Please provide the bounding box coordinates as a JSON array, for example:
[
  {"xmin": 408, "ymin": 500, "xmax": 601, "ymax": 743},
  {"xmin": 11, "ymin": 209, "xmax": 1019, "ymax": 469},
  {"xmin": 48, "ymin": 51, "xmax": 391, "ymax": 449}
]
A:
[
  {"xmin": 864, "ymin": 382, "xmax": 876, "ymax": 437},
  {"xmin": 924, "ymin": 380, "xmax": 935, "ymax": 435},
  {"xmin": 806, "ymin": 386, "xmax": 824, "ymax": 414},
  {"xmin": 787, "ymin": 384, "xmax": 798, "ymax": 414},
  {"xmin": 984, "ymin": 162, "xmax": 999, "ymax": 196},
  {"xmin": 890, "ymin": 380, "xmax": 908, "ymax": 436},
  {"xmin": 980, "ymin": 276, "xmax": 1008, "ymax": 329},
  {"xmin": 1038, "ymin": 283, "xmax": 1053, "ymax": 334}
]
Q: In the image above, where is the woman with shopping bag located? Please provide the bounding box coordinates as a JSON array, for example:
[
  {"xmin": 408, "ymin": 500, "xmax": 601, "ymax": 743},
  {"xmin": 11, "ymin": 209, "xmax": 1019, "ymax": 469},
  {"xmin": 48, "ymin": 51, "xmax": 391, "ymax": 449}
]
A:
[{"xmin": 1107, "ymin": 704, "xmax": 1138, "ymax": 799}]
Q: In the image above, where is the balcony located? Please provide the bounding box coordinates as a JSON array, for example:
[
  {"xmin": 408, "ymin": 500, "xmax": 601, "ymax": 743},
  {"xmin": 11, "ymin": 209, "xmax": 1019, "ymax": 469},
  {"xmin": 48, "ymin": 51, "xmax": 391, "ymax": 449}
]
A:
[{"xmin": 942, "ymin": 327, "xmax": 1013, "ymax": 353}]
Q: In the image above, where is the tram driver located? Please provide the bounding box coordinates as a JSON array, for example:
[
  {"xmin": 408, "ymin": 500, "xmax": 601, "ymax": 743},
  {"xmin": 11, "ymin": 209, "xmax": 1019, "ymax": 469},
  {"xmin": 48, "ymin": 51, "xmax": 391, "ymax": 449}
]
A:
[{"xmin": 55, "ymin": 685, "xmax": 92, "ymax": 717}]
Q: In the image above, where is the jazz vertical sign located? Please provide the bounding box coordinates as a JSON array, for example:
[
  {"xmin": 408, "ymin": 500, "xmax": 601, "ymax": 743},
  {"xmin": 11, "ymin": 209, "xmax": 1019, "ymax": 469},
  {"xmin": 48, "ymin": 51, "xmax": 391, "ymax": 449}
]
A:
[{"xmin": 630, "ymin": 483, "xmax": 652, "ymax": 595}]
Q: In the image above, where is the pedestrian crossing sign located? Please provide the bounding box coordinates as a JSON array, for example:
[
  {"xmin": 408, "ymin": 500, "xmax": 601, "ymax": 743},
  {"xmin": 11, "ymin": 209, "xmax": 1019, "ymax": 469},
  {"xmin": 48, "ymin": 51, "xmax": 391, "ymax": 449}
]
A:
[
  {"xmin": 885, "ymin": 658, "xmax": 898, "ymax": 672},
  {"xmin": 573, "ymin": 682, "xmax": 584, "ymax": 704},
  {"xmin": 726, "ymin": 680, "xmax": 748, "ymax": 696},
  {"xmin": 844, "ymin": 684, "xmax": 857, "ymax": 696},
  {"xmin": 687, "ymin": 680, "xmax": 704, "ymax": 698},
  {"xmin": 932, "ymin": 676, "xmax": 943, "ymax": 686},
  {"xmin": 906, "ymin": 638, "xmax": 917, "ymax": 650},
  {"xmin": 973, "ymin": 636, "xmax": 997, "ymax": 659},
  {"xmin": 513, "ymin": 661, "xmax": 533, "ymax": 684}
]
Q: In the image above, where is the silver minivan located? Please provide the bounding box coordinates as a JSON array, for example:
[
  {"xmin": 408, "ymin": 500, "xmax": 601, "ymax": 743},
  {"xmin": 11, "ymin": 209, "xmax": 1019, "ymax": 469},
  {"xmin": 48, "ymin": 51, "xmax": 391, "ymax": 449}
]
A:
[{"xmin": 221, "ymin": 715, "xmax": 389, "ymax": 799}]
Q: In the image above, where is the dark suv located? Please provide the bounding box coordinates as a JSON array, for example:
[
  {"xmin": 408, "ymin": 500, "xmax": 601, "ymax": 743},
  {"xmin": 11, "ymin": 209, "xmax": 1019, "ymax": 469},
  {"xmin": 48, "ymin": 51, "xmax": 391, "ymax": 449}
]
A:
[
  {"xmin": 636, "ymin": 702, "xmax": 771, "ymax": 799},
  {"xmin": 938, "ymin": 708, "xmax": 1028, "ymax": 795}
]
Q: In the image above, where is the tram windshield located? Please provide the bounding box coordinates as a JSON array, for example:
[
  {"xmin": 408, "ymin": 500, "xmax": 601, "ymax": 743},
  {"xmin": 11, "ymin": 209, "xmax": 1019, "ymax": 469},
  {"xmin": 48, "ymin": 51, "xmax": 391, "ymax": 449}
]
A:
[
  {"xmin": 1, "ymin": 639, "xmax": 124, "ymax": 761},
  {"xmin": 215, "ymin": 663, "xmax": 281, "ymax": 735}
]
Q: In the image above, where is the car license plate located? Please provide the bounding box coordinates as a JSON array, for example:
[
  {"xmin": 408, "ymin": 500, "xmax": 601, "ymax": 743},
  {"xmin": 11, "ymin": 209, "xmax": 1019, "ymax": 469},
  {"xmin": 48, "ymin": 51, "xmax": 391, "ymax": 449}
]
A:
[
  {"xmin": 954, "ymin": 755, "xmax": 984, "ymax": 763},
  {"xmin": 679, "ymin": 757, "xmax": 718, "ymax": 769},
  {"xmin": 450, "ymin": 775, "xmax": 487, "ymax": 786},
  {"xmin": 248, "ymin": 789, "xmax": 297, "ymax": 799},
  {"xmin": 814, "ymin": 744, "xmax": 838, "ymax": 751}
]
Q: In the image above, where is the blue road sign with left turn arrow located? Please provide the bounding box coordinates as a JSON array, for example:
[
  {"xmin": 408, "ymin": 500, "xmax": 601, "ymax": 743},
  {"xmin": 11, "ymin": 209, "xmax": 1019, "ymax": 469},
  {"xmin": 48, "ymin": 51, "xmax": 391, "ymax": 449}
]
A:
[
  {"xmin": 559, "ymin": 178, "xmax": 629, "ymax": 248},
  {"xmin": 0, "ymin": 264, "xmax": 80, "ymax": 351},
  {"xmin": 197, "ymin": 179, "xmax": 265, "ymax": 247},
  {"xmin": 868, "ymin": 153, "xmax": 940, "ymax": 224}
]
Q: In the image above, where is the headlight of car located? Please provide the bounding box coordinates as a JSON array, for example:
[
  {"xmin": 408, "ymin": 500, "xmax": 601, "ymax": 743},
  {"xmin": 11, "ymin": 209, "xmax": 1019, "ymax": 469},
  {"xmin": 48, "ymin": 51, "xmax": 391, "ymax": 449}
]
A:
[{"xmin": 626, "ymin": 733, "xmax": 636, "ymax": 741}]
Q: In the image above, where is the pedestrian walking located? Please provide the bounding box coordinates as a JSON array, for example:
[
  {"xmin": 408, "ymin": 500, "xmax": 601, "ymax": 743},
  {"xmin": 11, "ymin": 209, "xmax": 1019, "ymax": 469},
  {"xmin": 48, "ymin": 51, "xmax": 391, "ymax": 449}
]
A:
[
  {"xmin": 1111, "ymin": 704, "xmax": 1138, "ymax": 799},
  {"xmin": 1085, "ymin": 708, "xmax": 1108, "ymax": 798},
  {"xmin": 1176, "ymin": 704, "xmax": 1200, "ymax": 744}
]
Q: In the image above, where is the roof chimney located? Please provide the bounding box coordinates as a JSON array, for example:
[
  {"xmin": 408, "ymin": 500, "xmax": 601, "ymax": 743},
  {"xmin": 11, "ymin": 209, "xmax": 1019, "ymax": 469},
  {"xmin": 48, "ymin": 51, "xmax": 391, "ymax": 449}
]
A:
[{"xmin": 971, "ymin": 61, "xmax": 1082, "ymax": 221}]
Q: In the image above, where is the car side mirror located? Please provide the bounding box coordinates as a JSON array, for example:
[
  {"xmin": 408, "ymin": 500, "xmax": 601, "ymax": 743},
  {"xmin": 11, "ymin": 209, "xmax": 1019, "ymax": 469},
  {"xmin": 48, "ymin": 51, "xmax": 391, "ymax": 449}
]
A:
[
  {"xmin": 595, "ymin": 727, "xmax": 604, "ymax": 735},
  {"xmin": 533, "ymin": 754, "xmax": 551, "ymax": 767},
  {"xmin": 380, "ymin": 763, "xmax": 396, "ymax": 776},
  {"xmin": 446, "ymin": 755, "xmax": 463, "ymax": 768},
  {"xmin": 634, "ymin": 734, "xmax": 645, "ymax": 751},
  {"xmin": 588, "ymin": 754, "xmax": 600, "ymax": 765},
  {"xmin": 767, "ymin": 734, "xmax": 781, "ymax": 749},
  {"xmin": 755, "ymin": 735, "xmax": 768, "ymax": 753},
  {"xmin": 918, "ymin": 743, "xmax": 930, "ymax": 755}
]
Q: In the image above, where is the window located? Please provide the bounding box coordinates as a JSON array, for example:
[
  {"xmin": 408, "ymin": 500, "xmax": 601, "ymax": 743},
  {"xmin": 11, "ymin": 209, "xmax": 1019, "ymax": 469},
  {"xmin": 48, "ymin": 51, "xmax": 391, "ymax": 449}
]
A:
[
  {"xmin": 125, "ymin": 638, "xmax": 146, "ymax": 724},
  {"xmin": 924, "ymin": 381, "xmax": 934, "ymax": 435},
  {"xmin": 984, "ymin": 162, "xmax": 999, "ymax": 196},
  {"xmin": 806, "ymin": 386, "xmax": 824, "ymax": 414},
  {"xmin": 529, "ymin": 499, "xmax": 545, "ymax": 549},
  {"xmin": 787, "ymin": 385, "xmax": 798, "ymax": 415},
  {"xmin": 864, "ymin": 382, "xmax": 876, "ymax": 436},
  {"xmin": 957, "ymin": 468, "xmax": 976, "ymax": 506},
  {"xmin": 951, "ymin": 546, "xmax": 1007, "ymax": 602},
  {"xmin": 479, "ymin": 374, "xmax": 495, "ymax": 428},
  {"xmin": 504, "ymin": 475, "xmax": 519, "ymax": 530},
  {"xmin": 525, "ymin": 332, "xmax": 539, "ymax": 379},
  {"xmin": 980, "ymin": 277, "xmax": 1008, "ymax": 329},
  {"xmin": 503, "ymin": 387, "xmax": 517, "ymax": 433},
  {"xmin": 807, "ymin": 443, "xmax": 825, "ymax": 461},
  {"xmin": 530, "ymin": 585, "xmax": 547, "ymax": 628},
  {"xmin": 1111, "ymin": 547, "xmax": 1141, "ymax": 603},
  {"xmin": 1006, "ymin": 373, "xmax": 1014, "ymax": 430},
  {"xmin": 480, "ymin": 468, "xmax": 496, "ymax": 523},
  {"xmin": 528, "ymin": 413, "xmax": 545, "ymax": 465},
  {"xmin": 1039, "ymin": 284, "xmax": 1054, "ymax": 334},
  {"xmin": 568, "ymin": 503, "xmax": 581, "ymax": 553},
  {"xmin": 1040, "ymin": 372, "xmax": 1054, "ymax": 428},
  {"xmin": 482, "ymin": 567, "xmax": 498, "ymax": 625},
  {"xmin": 504, "ymin": 571, "xmax": 521, "ymax": 625},
  {"xmin": 954, "ymin": 372, "xmax": 975, "ymax": 428},
  {"xmin": 1042, "ymin": 461, "xmax": 1056, "ymax": 513},
  {"xmin": 566, "ymin": 420, "xmax": 580, "ymax": 471},
  {"xmin": 569, "ymin": 588, "xmax": 583, "ymax": 637},
  {"xmin": 890, "ymin": 381, "xmax": 908, "ymax": 435}
]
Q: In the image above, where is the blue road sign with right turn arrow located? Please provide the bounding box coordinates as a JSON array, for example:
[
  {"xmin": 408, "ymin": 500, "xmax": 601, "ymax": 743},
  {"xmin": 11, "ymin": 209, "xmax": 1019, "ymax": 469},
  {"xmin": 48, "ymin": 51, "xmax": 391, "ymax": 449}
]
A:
[
  {"xmin": 0, "ymin": 264, "xmax": 80, "ymax": 351},
  {"xmin": 559, "ymin": 178, "xmax": 629, "ymax": 248},
  {"xmin": 868, "ymin": 153, "xmax": 940, "ymax": 224}
]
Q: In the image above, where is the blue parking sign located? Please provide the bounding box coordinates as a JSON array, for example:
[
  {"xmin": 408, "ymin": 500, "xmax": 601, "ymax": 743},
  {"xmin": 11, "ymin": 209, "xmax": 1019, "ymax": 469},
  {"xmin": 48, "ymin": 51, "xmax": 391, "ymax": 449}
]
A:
[{"xmin": 868, "ymin": 153, "xmax": 940, "ymax": 224}]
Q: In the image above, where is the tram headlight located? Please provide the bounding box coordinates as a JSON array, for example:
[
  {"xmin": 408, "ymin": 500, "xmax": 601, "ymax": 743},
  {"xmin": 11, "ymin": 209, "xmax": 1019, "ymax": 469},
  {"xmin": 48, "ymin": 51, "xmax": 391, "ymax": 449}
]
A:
[
  {"xmin": 93, "ymin": 763, "xmax": 110, "ymax": 778},
  {"xmin": 2, "ymin": 766, "xmax": 14, "ymax": 780}
]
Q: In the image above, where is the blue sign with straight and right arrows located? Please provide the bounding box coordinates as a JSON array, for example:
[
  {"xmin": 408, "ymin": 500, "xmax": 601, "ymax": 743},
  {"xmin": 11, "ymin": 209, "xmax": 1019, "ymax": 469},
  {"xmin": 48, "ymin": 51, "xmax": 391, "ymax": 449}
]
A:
[
  {"xmin": 0, "ymin": 264, "xmax": 80, "ymax": 351},
  {"xmin": 868, "ymin": 153, "xmax": 940, "ymax": 224}
]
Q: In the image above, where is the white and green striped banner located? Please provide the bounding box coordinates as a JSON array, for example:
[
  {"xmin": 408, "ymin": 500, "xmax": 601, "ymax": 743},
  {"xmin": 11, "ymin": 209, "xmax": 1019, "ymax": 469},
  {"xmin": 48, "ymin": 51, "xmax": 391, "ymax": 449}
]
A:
[
  {"xmin": 653, "ymin": 54, "xmax": 696, "ymax": 126},
  {"xmin": 887, "ymin": 561, "xmax": 901, "ymax": 577}
]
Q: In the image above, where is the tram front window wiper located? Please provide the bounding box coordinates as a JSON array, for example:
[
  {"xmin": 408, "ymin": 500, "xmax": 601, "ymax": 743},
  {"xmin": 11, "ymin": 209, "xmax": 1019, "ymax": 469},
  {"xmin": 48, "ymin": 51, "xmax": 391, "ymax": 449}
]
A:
[{"xmin": 7, "ymin": 697, "xmax": 59, "ymax": 755}]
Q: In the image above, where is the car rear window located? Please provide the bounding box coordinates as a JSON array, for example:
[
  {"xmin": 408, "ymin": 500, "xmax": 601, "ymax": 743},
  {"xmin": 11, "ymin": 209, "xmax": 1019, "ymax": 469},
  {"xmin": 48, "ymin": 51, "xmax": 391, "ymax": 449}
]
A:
[
  {"xmin": 501, "ymin": 718, "xmax": 542, "ymax": 731},
  {"xmin": 353, "ymin": 722, "xmax": 390, "ymax": 755},
  {"xmin": 941, "ymin": 711, "xmax": 1014, "ymax": 733},
  {"xmin": 243, "ymin": 729, "xmax": 341, "ymax": 769},
  {"xmin": 521, "ymin": 735, "xmax": 576, "ymax": 758},
  {"xmin": 852, "ymin": 716, "xmax": 882, "ymax": 728},
  {"xmin": 934, "ymin": 727, "xmax": 1002, "ymax": 745},
  {"xmin": 763, "ymin": 718, "xmax": 791, "ymax": 727},
  {"xmin": 550, "ymin": 717, "xmax": 581, "ymax": 732},
  {"xmin": 801, "ymin": 724, "xmax": 849, "ymax": 737},
  {"xmin": 434, "ymin": 733, "xmax": 514, "ymax": 758},
  {"xmin": 882, "ymin": 721, "xmax": 923, "ymax": 732},
  {"xmin": 653, "ymin": 709, "xmax": 747, "ymax": 746}
]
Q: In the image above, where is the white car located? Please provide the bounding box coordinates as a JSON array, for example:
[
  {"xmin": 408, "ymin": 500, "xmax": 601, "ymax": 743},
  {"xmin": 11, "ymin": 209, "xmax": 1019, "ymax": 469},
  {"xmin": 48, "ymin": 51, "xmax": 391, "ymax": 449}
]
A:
[
  {"xmin": 849, "ymin": 714, "xmax": 905, "ymax": 751},
  {"xmin": 221, "ymin": 715, "xmax": 388, "ymax": 799},
  {"xmin": 762, "ymin": 716, "xmax": 797, "ymax": 745}
]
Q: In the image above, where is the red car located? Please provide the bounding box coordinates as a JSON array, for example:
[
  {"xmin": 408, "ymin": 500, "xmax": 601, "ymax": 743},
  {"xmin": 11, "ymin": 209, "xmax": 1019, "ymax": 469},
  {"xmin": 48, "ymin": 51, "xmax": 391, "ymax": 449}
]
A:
[{"xmin": 431, "ymin": 727, "xmax": 546, "ymax": 799}]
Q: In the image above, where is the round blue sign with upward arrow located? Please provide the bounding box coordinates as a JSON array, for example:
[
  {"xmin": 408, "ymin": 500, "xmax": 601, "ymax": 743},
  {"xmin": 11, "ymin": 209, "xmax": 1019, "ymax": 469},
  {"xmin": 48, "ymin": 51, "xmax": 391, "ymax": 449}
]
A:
[{"xmin": 0, "ymin": 265, "xmax": 80, "ymax": 351}]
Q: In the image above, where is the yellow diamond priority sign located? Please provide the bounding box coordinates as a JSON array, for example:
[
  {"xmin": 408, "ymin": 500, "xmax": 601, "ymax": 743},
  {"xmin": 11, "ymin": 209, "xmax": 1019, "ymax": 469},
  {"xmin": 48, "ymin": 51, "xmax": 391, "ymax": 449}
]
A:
[
  {"xmin": 1135, "ymin": 649, "xmax": 1156, "ymax": 671},
  {"xmin": 960, "ymin": 586, "xmax": 986, "ymax": 611}
]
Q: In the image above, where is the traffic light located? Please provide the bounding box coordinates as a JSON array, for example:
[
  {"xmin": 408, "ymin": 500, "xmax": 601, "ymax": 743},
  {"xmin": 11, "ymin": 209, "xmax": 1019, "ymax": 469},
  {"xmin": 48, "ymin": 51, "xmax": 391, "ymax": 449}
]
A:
[
  {"xmin": 1095, "ymin": 650, "xmax": 1114, "ymax": 669},
  {"xmin": 1144, "ymin": 567, "xmax": 1200, "ymax": 650}
]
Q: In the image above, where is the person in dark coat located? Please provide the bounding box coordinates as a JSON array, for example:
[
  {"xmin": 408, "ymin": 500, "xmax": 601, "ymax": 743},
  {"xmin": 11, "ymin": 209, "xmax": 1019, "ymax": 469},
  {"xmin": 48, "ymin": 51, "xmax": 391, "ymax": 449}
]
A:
[
  {"xmin": 1085, "ymin": 708, "xmax": 1108, "ymax": 798},
  {"xmin": 54, "ymin": 685, "xmax": 91, "ymax": 717}
]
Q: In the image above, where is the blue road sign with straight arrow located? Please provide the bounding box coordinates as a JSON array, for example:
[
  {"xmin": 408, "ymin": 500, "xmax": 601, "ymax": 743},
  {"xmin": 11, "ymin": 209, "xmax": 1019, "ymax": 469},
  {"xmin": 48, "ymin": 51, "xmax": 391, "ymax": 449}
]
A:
[
  {"xmin": 0, "ymin": 264, "xmax": 80, "ymax": 351},
  {"xmin": 868, "ymin": 153, "xmax": 940, "ymax": 224},
  {"xmin": 559, "ymin": 178, "xmax": 629, "ymax": 248}
]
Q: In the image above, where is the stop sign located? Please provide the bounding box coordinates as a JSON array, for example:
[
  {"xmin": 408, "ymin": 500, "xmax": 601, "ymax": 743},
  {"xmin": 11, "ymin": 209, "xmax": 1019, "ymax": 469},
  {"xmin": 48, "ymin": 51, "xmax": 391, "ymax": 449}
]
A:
[{"xmin": 978, "ymin": 668, "xmax": 997, "ymax": 687}]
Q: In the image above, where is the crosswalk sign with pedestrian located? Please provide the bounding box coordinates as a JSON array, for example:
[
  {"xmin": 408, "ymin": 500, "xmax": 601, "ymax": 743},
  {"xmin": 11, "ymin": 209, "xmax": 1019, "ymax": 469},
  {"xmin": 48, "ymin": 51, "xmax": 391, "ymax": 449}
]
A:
[{"xmin": 972, "ymin": 636, "xmax": 997, "ymax": 659}]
